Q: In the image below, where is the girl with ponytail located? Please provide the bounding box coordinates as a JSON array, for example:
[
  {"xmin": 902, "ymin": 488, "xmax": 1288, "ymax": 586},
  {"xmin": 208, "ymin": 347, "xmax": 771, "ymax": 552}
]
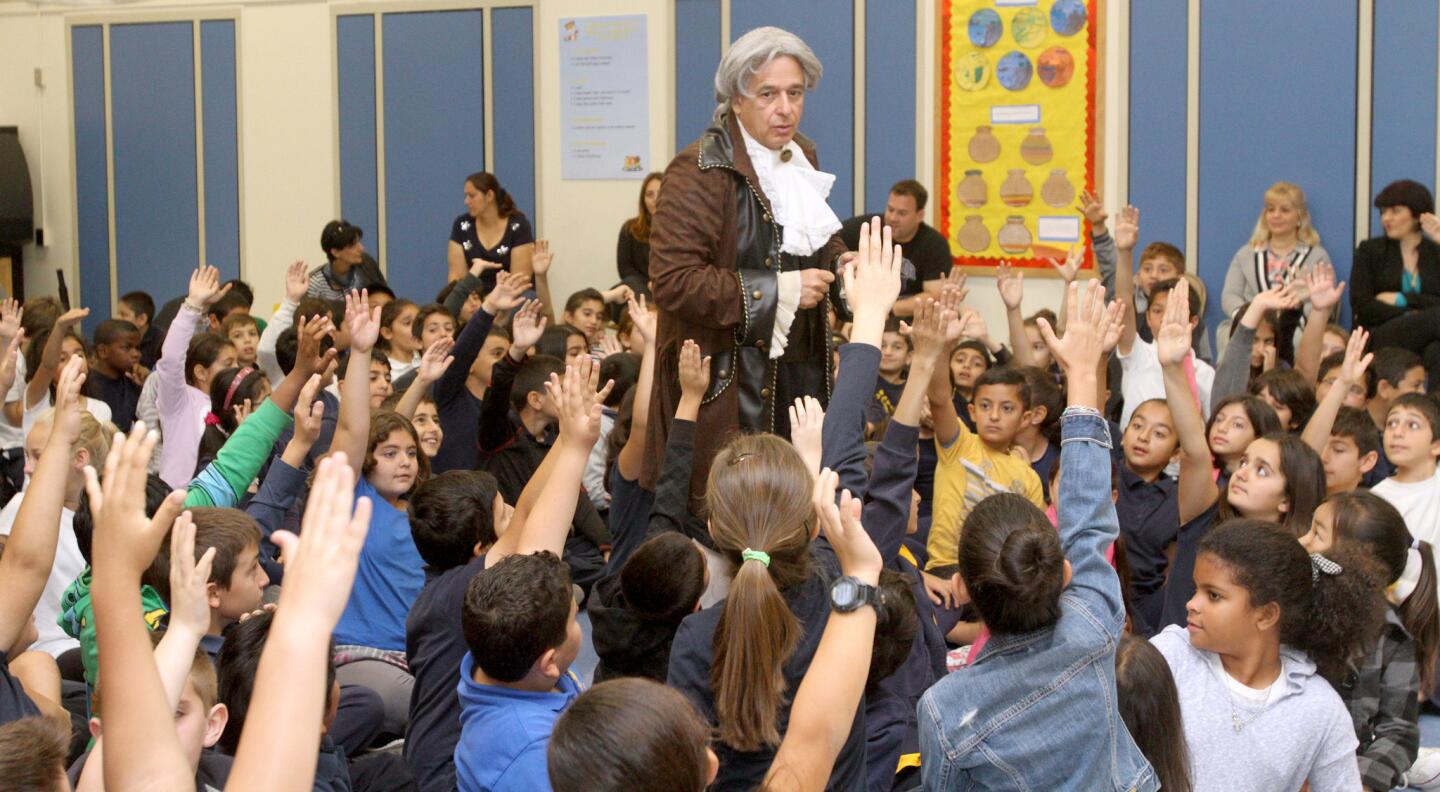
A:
[
  {"xmin": 447, "ymin": 171, "xmax": 535, "ymax": 285},
  {"xmin": 1153, "ymin": 518, "xmax": 1387, "ymax": 791},
  {"xmin": 1301, "ymin": 490, "xmax": 1436, "ymax": 791}
]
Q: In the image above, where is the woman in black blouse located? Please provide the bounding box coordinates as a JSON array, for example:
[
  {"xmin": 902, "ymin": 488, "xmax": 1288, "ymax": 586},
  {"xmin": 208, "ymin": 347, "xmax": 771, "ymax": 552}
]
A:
[
  {"xmin": 1351, "ymin": 179, "xmax": 1440, "ymax": 383},
  {"xmin": 447, "ymin": 171, "xmax": 535, "ymax": 288},
  {"xmin": 615, "ymin": 172, "xmax": 662, "ymax": 298}
]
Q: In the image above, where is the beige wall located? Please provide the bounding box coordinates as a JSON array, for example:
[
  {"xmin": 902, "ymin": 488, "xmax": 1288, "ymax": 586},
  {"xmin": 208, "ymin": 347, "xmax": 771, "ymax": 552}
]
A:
[{"xmin": 0, "ymin": 0, "xmax": 1118, "ymax": 334}]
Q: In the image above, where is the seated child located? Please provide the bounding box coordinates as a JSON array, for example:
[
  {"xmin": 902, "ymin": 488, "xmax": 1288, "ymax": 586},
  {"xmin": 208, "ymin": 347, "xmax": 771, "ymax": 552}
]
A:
[
  {"xmin": 455, "ymin": 551, "xmax": 583, "ymax": 792},
  {"xmin": 377, "ymin": 298, "xmax": 421, "ymax": 381},
  {"xmin": 561, "ymin": 288, "xmax": 608, "ymax": 350},
  {"xmin": 947, "ymin": 339, "xmax": 990, "ymax": 432},
  {"xmin": 866, "ymin": 316, "xmax": 909, "ymax": 428},
  {"xmin": 222, "ymin": 313, "xmax": 261, "ymax": 368},
  {"xmin": 1369, "ymin": 348, "xmax": 1426, "ymax": 429},
  {"xmin": 1115, "ymin": 635, "xmax": 1190, "ymax": 792},
  {"xmin": 0, "ymin": 716, "xmax": 71, "ymax": 791},
  {"xmin": 115, "ymin": 290, "xmax": 162, "ymax": 369},
  {"xmin": 1115, "ymin": 398, "xmax": 1182, "ymax": 630},
  {"xmin": 1372, "ymin": 393, "xmax": 1440, "ymax": 544},
  {"xmin": 90, "ymin": 319, "xmax": 145, "ymax": 431}
]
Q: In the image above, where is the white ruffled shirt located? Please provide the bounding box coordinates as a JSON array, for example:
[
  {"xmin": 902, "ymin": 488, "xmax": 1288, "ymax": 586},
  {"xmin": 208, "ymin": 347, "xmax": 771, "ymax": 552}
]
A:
[{"xmin": 737, "ymin": 122, "xmax": 842, "ymax": 358}]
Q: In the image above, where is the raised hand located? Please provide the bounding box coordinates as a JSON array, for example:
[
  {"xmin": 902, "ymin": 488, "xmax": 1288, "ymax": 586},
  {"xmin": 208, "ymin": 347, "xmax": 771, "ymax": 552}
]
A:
[
  {"xmin": 1047, "ymin": 244, "xmax": 1083, "ymax": 283},
  {"xmin": 483, "ymin": 269, "xmax": 532, "ymax": 315},
  {"xmin": 269, "ymin": 454, "xmax": 372, "ymax": 629},
  {"xmin": 187, "ymin": 264, "xmax": 232, "ymax": 308},
  {"xmin": 1339, "ymin": 326, "xmax": 1373, "ymax": 386},
  {"xmin": 1422, "ymin": 212, "xmax": 1440, "ymax": 243},
  {"xmin": 1076, "ymin": 189, "xmax": 1109, "ymax": 230},
  {"xmin": 900, "ymin": 297, "xmax": 948, "ymax": 364},
  {"xmin": 343, "ymin": 289, "xmax": 381, "ymax": 353},
  {"xmin": 546, "ymin": 355, "xmax": 614, "ymax": 451},
  {"xmin": 1243, "ymin": 284, "xmax": 1301, "ymax": 329},
  {"xmin": 0, "ymin": 298, "xmax": 21, "ymax": 340},
  {"xmin": 294, "ymin": 314, "xmax": 338, "ymax": 376},
  {"xmin": 469, "ymin": 257, "xmax": 503, "ymax": 278},
  {"xmin": 52, "ymin": 357, "xmax": 88, "ymax": 446},
  {"xmin": 1304, "ymin": 261, "xmax": 1345, "ymax": 311},
  {"xmin": 598, "ymin": 334, "xmax": 624, "ymax": 359},
  {"xmin": 626, "ymin": 294, "xmax": 656, "ymax": 348},
  {"xmin": 415, "ymin": 337, "xmax": 456, "ymax": 384},
  {"xmin": 86, "ymin": 422, "xmax": 187, "ymax": 583},
  {"xmin": 0, "ymin": 330, "xmax": 24, "ymax": 395},
  {"xmin": 789, "ymin": 396, "xmax": 825, "ymax": 476},
  {"xmin": 677, "ymin": 338, "xmax": 711, "ymax": 402},
  {"xmin": 812, "ymin": 468, "xmax": 882, "ymax": 583},
  {"xmin": 166, "ymin": 511, "xmax": 216, "ymax": 638},
  {"xmin": 1035, "ymin": 280, "xmax": 1122, "ymax": 377},
  {"xmin": 285, "ymin": 260, "xmax": 310, "ymax": 303},
  {"xmin": 292, "ymin": 374, "xmax": 326, "ymax": 446},
  {"xmin": 1113, "ymin": 205, "xmax": 1139, "ymax": 252},
  {"xmin": 959, "ymin": 310, "xmax": 990, "ymax": 342},
  {"xmin": 996, "ymin": 262, "xmax": 1024, "ymax": 310},
  {"xmin": 232, "ymin": 398, "xmax": 255, "ymax": 427},
  {"xmin": 531, "ymin": 240, "xmax": 554, "ymax": 276},
  {"xmin": 57, "ymin": 307, "xmax": 90, "ymax": 329},
  {"xmin": 510, "ymin": 299, "xmax": 548, "ymax": 351},
  {"xmin": 844, "ymin": 217, "xmax": 904, "ymax": 319},
  {"xmin": 1153, "ymin": 279, "xmax": 1193, "ymax": 367},
  {"xmin": 937, "ymin": 267, "xmax": 969, "ymax": 303}
]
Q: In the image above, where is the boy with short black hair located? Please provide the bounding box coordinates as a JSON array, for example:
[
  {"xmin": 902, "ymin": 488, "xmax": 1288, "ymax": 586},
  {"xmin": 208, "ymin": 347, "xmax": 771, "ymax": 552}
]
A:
[
  {"xmin": 1373, "ymin": 393, "xmax": 1440, "ymax": 543},
  {"xmin": 868, "ymin": 315, "xmax": 910, "ymax": 427},
  {"xmin": 336, "ymin": 349, "xmax": 392, "ymax": 409},
  {"xmin": 1369, "ymin": 347, "xmax": 1427, "ymax": 429},
  {"xmin": 222, "ymin": 313, "xmax": 261, "ymax": 368},
  {"xmin": 117, "ymin": 290, "xmax": 163, "ymax": 368},
  {"xmin": 1322, "ymin": 407, "xmax": 1381, "ymax": 495},
  {"xmin": 455, "ymin": 551, "xmax": 583, "ymax": 792},
  {"xmin": 92, "ymin": 318, "xmax": 146, "ymax": 431}
]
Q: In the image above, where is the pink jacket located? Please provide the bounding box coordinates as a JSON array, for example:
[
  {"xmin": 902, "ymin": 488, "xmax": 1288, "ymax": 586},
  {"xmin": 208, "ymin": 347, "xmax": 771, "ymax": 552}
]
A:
[{"xmin": 155, "ymin": 304, "xmax": 212, "ymax": 489}]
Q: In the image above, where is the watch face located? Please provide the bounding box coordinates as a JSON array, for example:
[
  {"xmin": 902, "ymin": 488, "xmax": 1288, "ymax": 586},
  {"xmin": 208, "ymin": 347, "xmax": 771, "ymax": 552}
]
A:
[{"xmin": 831, "ymin": 579, "xmax": 859, "ymax": 609}]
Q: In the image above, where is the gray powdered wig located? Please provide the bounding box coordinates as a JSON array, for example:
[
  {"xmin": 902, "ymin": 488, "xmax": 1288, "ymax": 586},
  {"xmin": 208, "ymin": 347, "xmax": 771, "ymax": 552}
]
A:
[{"xmin": 713, "ymin": 26, "xmax": 822, "ymax": 119}]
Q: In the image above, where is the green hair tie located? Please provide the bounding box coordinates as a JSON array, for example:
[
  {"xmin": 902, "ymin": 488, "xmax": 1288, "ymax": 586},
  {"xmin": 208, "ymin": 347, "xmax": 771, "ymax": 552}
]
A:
[{"xmin": 741, "ymin": 548, "xmax": 771, "ymax": 567}]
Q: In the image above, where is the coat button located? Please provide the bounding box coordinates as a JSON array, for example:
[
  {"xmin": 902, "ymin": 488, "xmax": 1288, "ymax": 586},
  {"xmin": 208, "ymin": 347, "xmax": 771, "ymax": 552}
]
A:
[
  {"xmin": 755, "ymin": 339, "xmax": 766, "ymax": 349},
  {"xmin": 764, "ymin": 213, "xmax": 773, "ymax": 223},
  {"xmin": 752, "ymin": 289, "xmax": 762, "ymax": 300},
  {"xmin": 764, "ymin": 257, "xmax": 773, "ymax": 269},
  {"xmin": 760, "ymin": 387, "xmax": 770, "ymax": 398},
  {"xmin": 717, "ymin": 369, "xmax": 729, "ymax": 379}
]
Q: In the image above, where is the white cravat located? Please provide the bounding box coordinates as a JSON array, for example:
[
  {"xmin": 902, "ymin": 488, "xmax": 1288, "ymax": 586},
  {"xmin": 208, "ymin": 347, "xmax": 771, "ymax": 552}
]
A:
[{"xmin": 738, "ymin": 122, "xmax": 841, "ymax": 358}]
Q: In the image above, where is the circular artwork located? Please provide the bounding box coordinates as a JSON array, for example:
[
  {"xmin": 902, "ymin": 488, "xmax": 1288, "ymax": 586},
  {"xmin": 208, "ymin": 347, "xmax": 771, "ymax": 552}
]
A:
[
  {"xmin": 1011, "ymin": 8, "xmax": 1047, "ymax": 48},
  {"xmin": 953, "ymin": 52, "xmax": 990, "ymax": 91},
  {"xmin": 996, "ymin": 51, "xmax": 1033, "ymax": 91},
  {"xmin": 1051, "ymin": 0, "xmax": 1088, "ymax": 37},
  {"xmin": 1037, "ymin": 47, "xmax": 1074, "ymax": 88},
  {"xmin": 968, "ymin": 8, "xmax": 1002, "ymax": 48}
]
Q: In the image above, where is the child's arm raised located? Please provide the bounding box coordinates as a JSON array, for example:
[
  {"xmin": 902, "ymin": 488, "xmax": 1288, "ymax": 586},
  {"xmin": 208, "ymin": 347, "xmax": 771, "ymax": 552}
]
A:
[
  {"xmin": 996, "ymin": 263, "xmax": 1037, "ymax": 368},
  {"xmin": 647, "ymin": 340, "xmax": 708, "ymax": 540},
  {"xmin": 1301, "ymin": 328, "xmax": 1372, "ymax": 454},
  {"xmin": 765, "ymin": 470, "xmax": 881, "ymax": 792},
  {"xmin": 25, "ymin": 307, "xmax": 87, "ymax": 409},
  {"xmin": 1209, "ymin": 284, "xmax": 1299, "ymax": 409},
  {"xmin": 395, "ymin": 338, "xmax": 454, "ymax": 420},
  {"xmin": 228, "ymin": 455, "xmax": 372, "ymax": 792},
  {"xmin": 329, "ymin": 290, "xmax": 382, "ymax": 478},
  {"xmin": 259, "ymin": 260, "xmax": 309, "ymax": 384},
  {"xmin": 924, "ymin": 287, "xmax": 978, "ymax": 448},
  {"xmin": 1112, "ymin": 205, "xmax": 1140, "ymax": 356},
  {"xmin": 615, "ymin": 294, "xmax": 656, "ymax": 482},
  {"xmin": 1294, "ymin": 261, "xmax": 1345, "ymax": 384},
  {"xmin": 1034, "ymin": 281, "xmax": 1126, "ymax": 626},
  {"xmin": 479, "ymin": 299, "xmax": 545, "ymax": 453},
  {"xmin": 1158, "ymin": 280, "xmax": 1220, "ymax": 524},
  {"xmin": 0, "ymin": 358, "xmax": 85, "ymax": 657}
]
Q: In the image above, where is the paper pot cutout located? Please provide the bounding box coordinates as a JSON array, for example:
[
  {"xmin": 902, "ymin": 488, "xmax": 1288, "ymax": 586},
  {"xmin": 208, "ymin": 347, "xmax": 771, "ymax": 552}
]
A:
[
  {"xmin": 954, "ymin": 52, "xmax": 990, "ymax": 92},
  {"xmin": 968, "ymin": 126, "xmax": 1001, "ymax": 163},
  {"xmin": 1037, "ymin": 47, "xmax": 1074, "ymax": 88},
  {"xmin": 1020, "ymin": 127, "xmax": 1053, "ymax": 165},
  {"xmin": 1051, "ymin": 0, "xmax": 1088, "ymax": 37},
  {"xmin": 958, "ymin": 215, "xmax": 990, "ymax": 252},
  {"xmin": 996, "ymin": 51, "xmax": 1033, "ymax": 91},
  {"xmin": 1012, "ymin": 7, "xmax": 1047, "ymax": 48},
  {"xmin": 957, "ymin": 170, "xmax": 987, "ymax": 208},
  {"xmin": 998, "ymin": 216, "xmax": 1032, "ymax": 254},
  {"xmin": 1000, "ymin": 169, "xmax": 1033, "ymax": 207},
  {"xmin": 968, "ymin": 8, "xmax": 1002, "ymax": 48},
  {"xmin": 1042, "ymin": 169, "xmax": 1076, "ymax": 207}
]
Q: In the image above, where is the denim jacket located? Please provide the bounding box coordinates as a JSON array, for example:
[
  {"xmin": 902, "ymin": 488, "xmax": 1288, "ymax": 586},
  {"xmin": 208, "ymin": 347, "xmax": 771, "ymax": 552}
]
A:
[{"xmin": 917, "ymin": 409, "xmax": 1158, "ymax": 792}]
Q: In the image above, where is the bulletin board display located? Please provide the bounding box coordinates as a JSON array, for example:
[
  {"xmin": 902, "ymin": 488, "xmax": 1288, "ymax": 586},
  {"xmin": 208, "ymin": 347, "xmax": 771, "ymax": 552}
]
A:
[{"xmin": 936, "ymin": 0, "xmax": 1102, "ymax": 274}]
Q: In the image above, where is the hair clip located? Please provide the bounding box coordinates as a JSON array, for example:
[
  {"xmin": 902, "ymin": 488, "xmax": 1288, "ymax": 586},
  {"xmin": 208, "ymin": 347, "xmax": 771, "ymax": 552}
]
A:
[
  {"xmin": 728, "ymin": 452, "xmax": 757, "ymax": 466},
  {"xmin": 1309, "ymin": 553, "xmax": 1342, "ymax": 584}
]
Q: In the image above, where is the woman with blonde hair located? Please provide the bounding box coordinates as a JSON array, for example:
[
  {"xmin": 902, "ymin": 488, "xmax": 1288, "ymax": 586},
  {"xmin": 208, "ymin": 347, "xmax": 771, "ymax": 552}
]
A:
[{"xmin": 1219, "ymin": 182, "xmax": 1333, "ymax": 362}]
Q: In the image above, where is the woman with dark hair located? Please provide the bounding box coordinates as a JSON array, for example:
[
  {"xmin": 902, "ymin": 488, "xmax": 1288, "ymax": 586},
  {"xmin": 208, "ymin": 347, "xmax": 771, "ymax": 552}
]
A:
[
  {"xmin": 1351, "ymin": 179, "xmax": 1440, "ymax": 383},
  {"xmin": 616, "ymin": 172, "xmax": 662, "ymax": 297},
  {"xmin": 446, "ymin": 171, "xmax": 535, "ymax": 286}
]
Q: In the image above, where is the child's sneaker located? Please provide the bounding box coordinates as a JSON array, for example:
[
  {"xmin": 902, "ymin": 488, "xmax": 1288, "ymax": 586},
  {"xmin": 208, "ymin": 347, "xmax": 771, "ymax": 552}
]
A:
[{"xmin": 1407, "ymin": 746, "xmax": 1440, "ymax": 789}]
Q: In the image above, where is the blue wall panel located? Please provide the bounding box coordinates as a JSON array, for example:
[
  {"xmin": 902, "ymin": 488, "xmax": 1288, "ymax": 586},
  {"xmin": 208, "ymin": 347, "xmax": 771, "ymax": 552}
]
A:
[
  {"xmin": 1197, "ymin": 0, "xmax": 1356, "ymax": 331},
  {"xmin": 71, "ymin": 25, "xmax": 110, "ymax": 327},
  {"xmin": 337, "ymin": 15, "xmax": 379, "ymax": 254},
  {"xmin": 731, "ymin": 0, "xmax": 855, "ymax": 216},
  {"xmin": 675, "ymin": 0, "xmax": 721, "ymax": 151},
  {"xmin": 109, "ymin": 22, "xmax": 200, "ymax": 320},
  {"xmin": 1370, "ymin": 0, "xmax": 1438, "ymax": 238},
  {"xmin": 201, "ymin": 19, "xmax": 239, "ymax": 277},
  {"xmin": 1126, "ymin": 0, "xmax": 1187, "ymax": 266},
  {"xmin": 382, "ymin": 10, "xmax": 485, "ymax": 300},
  {"xmin": 492, "ymin": 7, "xmax": 537, "ymax": 227},
  {"xmin": 863, "ymin": 0, "xmax": 916, "ymax": 214}
]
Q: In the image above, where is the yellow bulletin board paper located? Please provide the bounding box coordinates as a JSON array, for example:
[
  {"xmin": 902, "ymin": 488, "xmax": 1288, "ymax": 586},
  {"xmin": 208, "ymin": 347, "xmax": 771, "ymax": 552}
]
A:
[{"xmin": 937, "ymin": 0, "xmax": 1101, "ymax": 274}]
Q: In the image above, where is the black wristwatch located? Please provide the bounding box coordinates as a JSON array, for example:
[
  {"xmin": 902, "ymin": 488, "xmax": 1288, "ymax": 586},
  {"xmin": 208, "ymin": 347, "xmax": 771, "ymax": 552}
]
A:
[{"xmin": 830, "ymin": 576, "xmax": 883, "ymax": 613}]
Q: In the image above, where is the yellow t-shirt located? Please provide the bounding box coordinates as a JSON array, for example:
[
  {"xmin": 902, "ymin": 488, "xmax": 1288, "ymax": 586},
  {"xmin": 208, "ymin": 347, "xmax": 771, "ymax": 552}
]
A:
[{"xmin": 925, "ymin": 425, "xmax": 1045, "ymax": 572}]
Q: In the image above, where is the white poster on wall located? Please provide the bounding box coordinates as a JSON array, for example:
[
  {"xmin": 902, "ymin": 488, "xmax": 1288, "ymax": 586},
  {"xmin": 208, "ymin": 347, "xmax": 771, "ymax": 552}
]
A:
[{"xmin": 558, "ymin": 15, "xmax": 649, "ymax": 180}]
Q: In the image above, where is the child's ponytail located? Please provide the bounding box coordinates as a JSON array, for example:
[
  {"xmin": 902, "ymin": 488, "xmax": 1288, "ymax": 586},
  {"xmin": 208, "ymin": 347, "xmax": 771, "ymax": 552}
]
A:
[
  {"xmin": 1326, "ymin": 491, "xmax": 1440, "ymax": 695},
  {"xmin": 705, "ymin": 434, "xmax": 814, "ymax": 751}
]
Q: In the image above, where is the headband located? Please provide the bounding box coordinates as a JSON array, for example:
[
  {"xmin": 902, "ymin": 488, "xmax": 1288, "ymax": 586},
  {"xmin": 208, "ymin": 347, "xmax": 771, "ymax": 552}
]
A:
[{"xmin": 223, "ymin": 367, "xmax": 257, "ymax": 414}]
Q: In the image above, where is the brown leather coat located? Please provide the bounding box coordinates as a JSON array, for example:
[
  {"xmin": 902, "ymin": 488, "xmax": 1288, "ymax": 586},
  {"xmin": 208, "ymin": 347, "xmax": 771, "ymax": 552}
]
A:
[{"xmin": 641, "ymin": 113, "xmax": 847, "ymax": 530}]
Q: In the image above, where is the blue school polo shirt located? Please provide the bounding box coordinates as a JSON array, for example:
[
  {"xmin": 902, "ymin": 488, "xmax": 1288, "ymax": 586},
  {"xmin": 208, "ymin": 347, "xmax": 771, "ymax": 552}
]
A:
[
  {"xmin": 454, "ymin": 653, "xmax": 582, "ymax": 792},
  {"xmin": 333, "ymin": 477, "xmax": 425, "ymax": 651}
]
